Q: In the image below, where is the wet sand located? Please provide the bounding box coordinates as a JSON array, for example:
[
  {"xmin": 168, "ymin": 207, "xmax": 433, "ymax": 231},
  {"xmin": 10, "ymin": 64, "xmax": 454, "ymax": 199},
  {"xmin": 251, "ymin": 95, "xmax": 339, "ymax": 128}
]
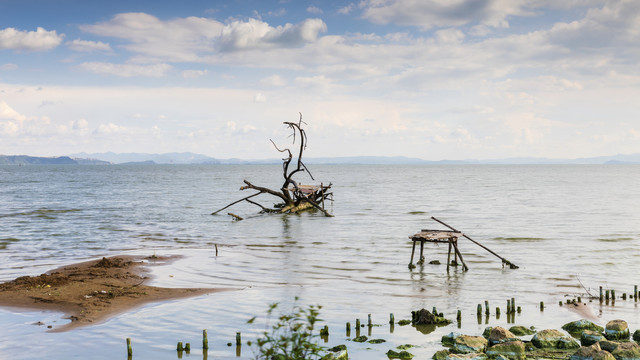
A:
[{"xmin": 0, "ymin": 255, "xmax": 229, "ymax": 332}]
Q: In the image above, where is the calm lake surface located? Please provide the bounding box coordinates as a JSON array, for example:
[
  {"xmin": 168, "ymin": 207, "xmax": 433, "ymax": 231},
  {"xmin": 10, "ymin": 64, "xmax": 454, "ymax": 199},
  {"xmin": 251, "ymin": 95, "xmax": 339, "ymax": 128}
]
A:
[{"xmin": 1, "ymin": 164, "xmax": 639, "ymax": 359}]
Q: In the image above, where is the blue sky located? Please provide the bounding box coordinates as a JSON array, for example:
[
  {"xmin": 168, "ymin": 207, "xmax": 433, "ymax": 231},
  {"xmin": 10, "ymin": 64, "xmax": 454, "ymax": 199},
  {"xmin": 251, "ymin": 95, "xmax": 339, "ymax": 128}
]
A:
[{"xmin": 1, "ymin": 0, "xmax": 640, "ymax": 160}]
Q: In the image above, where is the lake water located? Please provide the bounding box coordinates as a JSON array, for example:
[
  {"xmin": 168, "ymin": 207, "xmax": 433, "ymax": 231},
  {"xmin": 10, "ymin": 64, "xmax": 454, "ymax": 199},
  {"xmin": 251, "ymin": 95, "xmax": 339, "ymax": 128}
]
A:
[{"xmin": 1, "ymin": 164, "xmax": 639, "ymax": 359}]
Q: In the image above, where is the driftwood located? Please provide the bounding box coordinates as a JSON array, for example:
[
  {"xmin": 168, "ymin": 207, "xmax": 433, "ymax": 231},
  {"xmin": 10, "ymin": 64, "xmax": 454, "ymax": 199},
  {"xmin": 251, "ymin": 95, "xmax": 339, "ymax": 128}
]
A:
[{"xmin": 212, "ymin": 113, "xmax": 333, "ymax": 217}]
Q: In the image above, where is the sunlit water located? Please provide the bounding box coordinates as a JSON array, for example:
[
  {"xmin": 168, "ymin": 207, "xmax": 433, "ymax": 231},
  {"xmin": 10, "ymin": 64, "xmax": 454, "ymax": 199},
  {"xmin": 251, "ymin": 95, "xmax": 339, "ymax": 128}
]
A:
[{"xmin": 0, "ymin": 164, "xmax": 639, "ymax": 359}]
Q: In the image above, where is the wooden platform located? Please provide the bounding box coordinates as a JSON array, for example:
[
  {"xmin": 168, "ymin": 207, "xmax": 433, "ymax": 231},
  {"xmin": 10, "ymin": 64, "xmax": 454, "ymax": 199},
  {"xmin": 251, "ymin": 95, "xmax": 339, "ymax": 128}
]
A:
[{"xmin": 409, "ymin": 229, "xmax": 468, "ymax": 271}]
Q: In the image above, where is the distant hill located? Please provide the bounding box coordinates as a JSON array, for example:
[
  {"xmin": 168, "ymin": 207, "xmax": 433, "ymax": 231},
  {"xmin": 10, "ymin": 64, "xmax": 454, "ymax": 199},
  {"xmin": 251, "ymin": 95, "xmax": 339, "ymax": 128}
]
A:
[
  {"xmin": 0, "ymin": 155, "xmax": 109, "ymax": 165},
  {"xmin": 6, "ymin": 152, "xmax": 640, "ymax": 165}
]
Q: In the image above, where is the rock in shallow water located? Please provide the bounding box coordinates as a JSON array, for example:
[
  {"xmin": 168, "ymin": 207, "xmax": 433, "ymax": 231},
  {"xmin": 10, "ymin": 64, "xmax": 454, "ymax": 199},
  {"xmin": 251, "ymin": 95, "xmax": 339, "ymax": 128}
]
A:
[
  {"xmin": 453, "ymin": 335, "xmax": 488, "ymax": 354},
  {"xmin": 489, "ymin": 327, "xmax": 520, "ymax": 346},
  {"xmin": 563, "ymin": 319, "xmax": 604, "ymax": 335},
  {"xmin": 604, "ymin": 320, "xmax": 630, "ymax": 341},
  {"xmin": 486, "ymin": 340, "xmax": 526, "ymax": 360},
  {"xmin": 532, "ymin": 329, "xmax": 580, "ymax": 349},
  {"xmin": 581, "ymin": 330, "xmax": 606, "ymax": 346},
  {"xmin": 570, "ymin": 343, "xmax": 615, "ymax": 360}
]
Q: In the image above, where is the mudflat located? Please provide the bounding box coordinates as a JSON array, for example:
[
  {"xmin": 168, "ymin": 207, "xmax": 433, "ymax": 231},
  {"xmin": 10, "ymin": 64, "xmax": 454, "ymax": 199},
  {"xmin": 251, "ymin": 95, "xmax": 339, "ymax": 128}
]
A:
[{"xmin": 0, "ymin": 255, "xmax": 226, "ymax": 332}]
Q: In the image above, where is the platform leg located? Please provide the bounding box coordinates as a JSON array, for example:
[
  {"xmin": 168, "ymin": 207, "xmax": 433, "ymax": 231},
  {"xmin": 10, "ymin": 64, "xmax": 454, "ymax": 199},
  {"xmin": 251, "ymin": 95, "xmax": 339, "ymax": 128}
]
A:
[
  {"xmin": 409, "ymin": 240, "xmax": 416, "ymax": 267},
  {"xmin": 418, "ymin": 240, "xmax": 425, "ymax": 264},
  {"xmin": 447, "ymin": 239, "xmax": 452, "ymax": 272}
]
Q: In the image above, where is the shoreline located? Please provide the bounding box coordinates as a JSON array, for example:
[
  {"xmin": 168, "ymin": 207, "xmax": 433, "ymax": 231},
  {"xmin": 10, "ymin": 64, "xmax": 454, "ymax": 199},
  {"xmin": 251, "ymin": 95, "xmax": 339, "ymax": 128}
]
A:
[{"xmin": 0, "ymin": 255, "xmax": 231, "ymax": 332}]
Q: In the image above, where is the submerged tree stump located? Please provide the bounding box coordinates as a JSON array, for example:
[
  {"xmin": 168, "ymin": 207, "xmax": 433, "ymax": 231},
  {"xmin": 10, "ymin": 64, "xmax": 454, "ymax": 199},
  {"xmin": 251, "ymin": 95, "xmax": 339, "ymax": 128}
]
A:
[{"xmin": 212, "ymin": 113, "xmax": 333, "ymax": 218}]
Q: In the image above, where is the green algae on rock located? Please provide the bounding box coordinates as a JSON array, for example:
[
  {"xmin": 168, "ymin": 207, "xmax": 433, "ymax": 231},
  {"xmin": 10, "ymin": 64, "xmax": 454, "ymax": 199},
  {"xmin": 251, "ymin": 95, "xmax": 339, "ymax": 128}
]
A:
[
  {"xmin": 604, "ymin": 320, "xmax": 630, "ymax": 341},
  {"xmin": 352, "ymin": 336, "xmax": 368, "ymax": 343},
  {"xmin": 433, "ymin": 349, "xmax": 450, "ymax": 360},
  {"xmin": 581, "ymin": 330, "xmax": 606, "ymax": 346},
  {"xmin": 569, "ymin": 343, "xmax": 615, "ymax": 360},
  {"xmin": 486, "ymin": 340, "xmax": 526, "ymax": 360},
  {"xmin": 445, "ymin": 352, "xmax": 488, "ymax": 360},
  {"xmin": 532, "ymin": 329, "xmax": 580, "ymax": 349},
  {"xmin": 386, "ymin": 349, "xmax": 415, "ymax": 359},
  {"xmin": 369, "ymin": 339, "xmax": 387, "ymax": 344},
  {"xmin": 509, "ymin": 326, "xmax": 536, "ymax": 336},
  {"xmin": 610, "ymin": 342, "xmax": 640, "ymax": 360},
  {"xmin": 453, "ymin": 335, "xmax": 488, "ymax": 354},
  {"xmin": 489, "ymin": 327, "xmax": 520, "ymax": 346},
  {"xmin": 443, "ymin": 332, "xmax": 463, "ymax": 346},
  {"xmin": 562, "ymin": 320, "xmax": 604, "ymax": 335}
]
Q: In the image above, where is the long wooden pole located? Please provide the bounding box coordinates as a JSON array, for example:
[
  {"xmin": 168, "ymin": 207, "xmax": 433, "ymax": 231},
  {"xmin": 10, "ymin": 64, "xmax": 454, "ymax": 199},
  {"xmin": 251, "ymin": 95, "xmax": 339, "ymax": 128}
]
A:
[{"xmin": 431, "ymin": 216, "xmax": 519, "ymax": 269}]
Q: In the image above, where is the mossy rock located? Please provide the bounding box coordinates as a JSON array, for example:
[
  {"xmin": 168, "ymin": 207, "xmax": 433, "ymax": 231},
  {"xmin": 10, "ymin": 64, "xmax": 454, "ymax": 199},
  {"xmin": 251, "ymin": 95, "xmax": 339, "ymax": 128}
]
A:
[
  {"xmin": 582, "ymin": 330, "xmax": 606, "ymax": 346},
  {"xmin": 328, "ymin": 345, "xmax": 347, "ymax": 352},
  {"xmin": 633, "ymin": 330, "xmax": 640, "ymax": 343},
  {"xmin": 509, "ymin": 326, "xmax": 536, "ymax": 336},
  {"xmin": 442, "ymin": 332, "xmax": 462, "ymax": 346},
  {"xmin": 605, "ymin": 320, "xmax": 630, "ymax": 341},
  {"xmin": 398, "ymin": 344, "xmax": 415, "ymax": 351},
  {"xmin": 526, "ymin": 347, "xmax": 580, "ymax": 359},
  {"xmin": 562, "ymin": 320, "xmax": 604, "ymax": 335},
  {"xmin": 532, "ymin": 329, "xmax": 580, "ymax": 349},
  {"xmin": 610, "ymin": 342, "xmax": 640, "ymax": 360},
  {"xmin": 599, "ymin": 340, "xmax": 620, "ymax": 353},
  {"xmin": 387, "ymin": 349, "xmax": 414, "ymax": 359},
  {"xmin": 483, "ymin": 327, "xmax": 494, "ymax": 339},
  {"xmin": 486, "ymin": 340, "xmax": 526, "ymax": 360},
  {"xmin": 398, "ymin": 320, "xmax": 412, "ymax": 326},
  {"xmin": 322, "ymin": 349, "xmax": 348, "ymax": 360},
  {"xmin": 453, "ymin": 335, "xmax": 488, "ymax": 354},
  {"xmin": 489, "ymin": 327, "xmax": 520, "ymax": 346},
  {"xmin": 411, "ymin": 308, "xmax": 452, "ymax": 326},
  {"xmin": 352, "ymin": 336, "xmax": 368, "ymax": 343},
  {"xmin": 369, "ymin": 339, "xmax": 387, "ymax": 344},
  {"xmin": 570, "ymin": 343, "xmax": 615, "ymax": 360},
  {"xmin": 445, "ymin": 353, "xmax": 488, "ymax": 360},
  {"xmin": 433, "ymin": 349, "xmax": 450, "ymax": 360}
]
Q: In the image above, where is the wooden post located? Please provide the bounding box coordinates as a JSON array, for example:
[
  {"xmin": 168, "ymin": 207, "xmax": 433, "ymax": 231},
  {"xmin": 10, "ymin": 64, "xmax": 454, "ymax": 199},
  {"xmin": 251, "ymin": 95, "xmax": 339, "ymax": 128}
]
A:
[
  {"xmin": 456, "ymin": 310, "xmax": 461, "ymax": 321},
  {"xmin": 452, "ymin": 239, "xmax": 468, "ymax": 271},
  {"xmin": 447, "ymin": 239, "xmax": 452, "ymax": 272},
  {"xmin": 477, "ymin": 304, "xmax": 482, "ymax": 316},
  {"xmin": 540, "ymin": 301, "xmax": 544, "ymax": 311},
  {"xmin": 203, "ymin": 329, "xmax": 208, "ymax": 350},
  {"xmin": 600, "ymin": 286, "xmax": 603, "ymax": 302},
  {"xmin": 389, "ymin": 313, "xmax": 394, "ymax": 324},
  {"xmin": 236, "ymin": 332, "xmax": 241, "ymax": 346},
  {"xmin": 346, "ymin": 322, "xmax": 351, "ymax": 337},
  {"xmin": 126, "ymin": 338, "xmax": 132, "ymax": 357},
  {"xmin": 177, "ymin": 342, "xmax": 184, "ymax": 351},
  {"xmin": 409, "ymin": 240, "xmax": 417, "ymax": 266},
  {"xmin": 368, "ymin": 314, "xmax": 372, "ymax": 327},
  {"xmin": 419, "ymin": 240, "xmax": 425, "ymax": 264}
]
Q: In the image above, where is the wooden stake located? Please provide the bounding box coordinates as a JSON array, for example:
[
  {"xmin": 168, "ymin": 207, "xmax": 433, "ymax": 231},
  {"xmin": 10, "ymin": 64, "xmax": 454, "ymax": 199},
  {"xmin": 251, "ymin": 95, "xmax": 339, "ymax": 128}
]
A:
[
  {"xmin": 540, "ymin": 301, "xmax": 544, "ymax": 311},
  {"xmin": 368, "ymin": 314, "xmax": 372, "ymax": 326},
  {"xmin": 477, "ymin": 304, "xmax": 482, "ymax": 316},
  {"xmin": 389, "ymin": 313, "xmax": 394, "ymax": 324},
  {"xmin": 126, "ymin": 338, "xmax": 132, "ymax": 357},
  {"xmin": 600, "ymin": 286, "xmax": 603, "ymax": 302},
  {"xmin": 185, "ymin": 343, "xmax": 191, "ymax": 352},
  {"xmin": 236, "ymin": 332, "xmax": 241, "ymax": 346},
  {"xmin": 177, "ymin": 342, "xmax": 184, "ymax": 351},
  {"xmin": 203, "ymin": 329, "xmax": 208, "ymax": 350}
]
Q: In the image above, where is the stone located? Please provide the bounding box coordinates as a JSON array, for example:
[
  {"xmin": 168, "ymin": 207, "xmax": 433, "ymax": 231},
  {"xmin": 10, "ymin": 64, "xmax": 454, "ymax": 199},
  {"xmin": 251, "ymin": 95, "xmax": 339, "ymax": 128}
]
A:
[
  {"xmin": 610, "ymin": 342, "xmax": 640, "ymax": 360},
  {"xmin": 445, "ymin": 353, "xmax": 488, "ymax": 360},
  {"xmin": 605, "ymin": 320, "xmax": 630, "ymax": 341},
  {"xmin": 563, "ymin": 320, "xmax": 605, "ymax": 335},
  {"xmin": 369, "ymin": 339, "xmax": 386, "ymax": 344},
  {"xmin": 532, "ymin": 329, "xmax": 580, "ymax": 349},
  {"xmin": 486, "ymin": 340, "xmax": 526, "ymax": 360},
  {"xmin": 489, "ymin": 327, "xmax": 520, "ymax": 346},
  {"xmin": 453, "ymin": 335, "xmax": 488, "ymax": 354},
  {"xmin": 570, "ymin": 343, "xmax": 615, "ymax": 360},
  {"xmin": 582, "ymin": 330, "xmax": 606, "ymax": 346},
  {"xmin": 411, "ymin": 309, "xmax": 451, "ymax": 325},
  {"xmin": 386, "ymin": 349, "xmax": 414, "ymax": 359},
  {"xmin": 328, "ymin": 345, "xmax": 347, "ymax": 352},
  {"xmin": 482, "ymin": 327, "xmax": 494, "ymax": 339},
  {"xmin": 433, "ymin": 350, "xmax": 450, "ymax": 360},
  {"xmin": 599, "ymin": 340, "xmax": 620, "ymax": 353},
  {"xmin": 442, "ymin": 332, "xmax": 462, "ymax": 346},
  {"xmin": 634, "ymin": 330, "xmax": 640, "ymax": 343},
  {"xmin": 322, "ymin": 349, "xmax": 348, "ymax": 360},
  {"xmin": 352, "ymin": 335, "xmax": 368, "ymax": 343},
  {"xmin": 509, "ymin": 326, "xmax": 536, "ymax": 336}
]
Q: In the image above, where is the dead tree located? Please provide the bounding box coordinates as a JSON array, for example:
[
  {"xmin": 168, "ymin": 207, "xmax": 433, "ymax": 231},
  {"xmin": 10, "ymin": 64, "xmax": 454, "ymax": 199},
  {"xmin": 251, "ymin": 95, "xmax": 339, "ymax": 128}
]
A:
[{"xmin": 212, "ymin": 113, "xmax": 333, "ymax": 218}]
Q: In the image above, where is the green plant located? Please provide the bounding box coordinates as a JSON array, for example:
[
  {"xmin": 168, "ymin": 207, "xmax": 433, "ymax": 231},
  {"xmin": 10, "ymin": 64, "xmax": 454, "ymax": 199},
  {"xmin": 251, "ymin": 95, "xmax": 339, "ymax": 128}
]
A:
[{"xmin": 249, "ymin": 298, "xmax": 326, "ymax": 360}]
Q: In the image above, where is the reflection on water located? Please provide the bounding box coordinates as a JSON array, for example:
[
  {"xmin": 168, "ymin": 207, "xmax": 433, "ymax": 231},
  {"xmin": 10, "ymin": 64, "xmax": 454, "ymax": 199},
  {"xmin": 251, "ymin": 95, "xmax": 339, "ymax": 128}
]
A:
[{"xmin": 0, "ymin": 165, "xmax": 639, "ymax": 359}]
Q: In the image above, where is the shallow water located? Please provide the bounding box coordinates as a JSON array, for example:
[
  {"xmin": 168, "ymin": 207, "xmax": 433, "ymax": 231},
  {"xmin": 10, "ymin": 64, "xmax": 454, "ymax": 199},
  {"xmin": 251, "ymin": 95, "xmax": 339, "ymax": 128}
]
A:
[{"xmin": 0, "ymin": 164, "xmax": 639, "ymax": 359}]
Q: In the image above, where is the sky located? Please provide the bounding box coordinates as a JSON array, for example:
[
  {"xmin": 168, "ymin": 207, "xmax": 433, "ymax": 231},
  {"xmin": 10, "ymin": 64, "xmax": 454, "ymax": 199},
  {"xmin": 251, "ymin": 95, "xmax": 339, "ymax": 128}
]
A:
[{"xmin": 1, "ymin": 0, "xmax": 640, "ymax": 160}]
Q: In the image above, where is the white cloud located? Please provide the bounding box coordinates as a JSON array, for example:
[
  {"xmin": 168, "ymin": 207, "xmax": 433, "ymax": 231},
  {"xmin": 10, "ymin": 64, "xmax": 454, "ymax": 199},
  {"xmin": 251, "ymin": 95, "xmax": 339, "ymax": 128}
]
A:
[
  {"xmin": 254, "ymin": 93, "xmax": 267, "ymax": 102},
  {"xmin": 81, "ymin": 13, "xmax": 225, "ymax": 62},
  {"xmin": 94, "ymin": 123, "xmax": 129, "ymax": 134},
  {"xmin": 0, "ymin": 101, "xmax": 26, "ymax": 122},
  {"xmin": 218, "ymin": 18, "xmax": 327, "ymax": 51},
  {"xmin": 1, "ymin": 63, "xmax": 18, "ymax": 70},
  {"xmin": 0, "ymin": 27, "xmax": 64, "ymax": 51},
  {"xmin": 307, "ymin": 6, "xmax": 323, "ymax": 14},
  {"xmin": 67, "ymin": 39, "xmax": 112, "ymax": 53},
  {"xmin": 78, "ymin": 62, "xmax": 172, "ymax": 77},
  {"xmin": 260, "ymin": 74, "xmax": 287, "ymax": 86},
  {"xmin": 360, "ymin": 0, "xmax": 532, "ymax": 30},
  {"xmin": 182, "ymin": 69, "xmax": 208, "ymax": 79}
]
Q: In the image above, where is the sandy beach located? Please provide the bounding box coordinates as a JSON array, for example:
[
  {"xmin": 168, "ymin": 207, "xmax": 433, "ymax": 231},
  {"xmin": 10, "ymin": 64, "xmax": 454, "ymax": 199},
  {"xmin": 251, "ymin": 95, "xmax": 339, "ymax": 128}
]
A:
[{"xmin": 0, "ymin": 255, "xmax": 228, "ymax": 332}]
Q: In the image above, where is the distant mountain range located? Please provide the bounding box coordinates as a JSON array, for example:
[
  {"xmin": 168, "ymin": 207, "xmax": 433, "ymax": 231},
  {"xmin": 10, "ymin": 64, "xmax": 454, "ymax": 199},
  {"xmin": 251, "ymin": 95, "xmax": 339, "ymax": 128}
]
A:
[{"xmin": 2, "ymin": 152, "xmax": 640, "ymax": 165}]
